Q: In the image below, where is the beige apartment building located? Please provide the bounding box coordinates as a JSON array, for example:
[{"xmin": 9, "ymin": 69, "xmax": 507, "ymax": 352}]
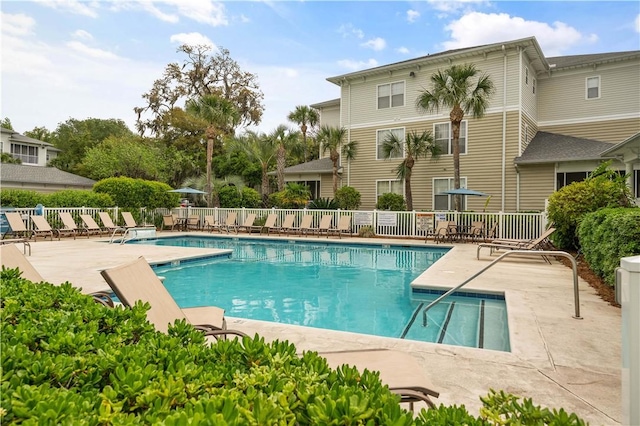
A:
[{"xmin": 285, "ymin": 37, "xmax": 639, "ymax": 212}]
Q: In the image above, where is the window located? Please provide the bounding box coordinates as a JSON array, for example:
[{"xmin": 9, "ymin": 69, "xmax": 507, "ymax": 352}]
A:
[
  {"xmin": 291, "ymin": 180, "xmax": 320, "ymax": 200},
  {"xmin": 556, "ymin": 172, "xmax": 588, "ymax": 190},
  {"xmin": 376, "ymin": 128, "xmax": 405, "ymax": 159},
  {"xmin": 376, "ymin": 180, "xmax": 403, "ymax": 199},
  {"xmin": 377, "ymin": 81, "xmax": 404, "ymax": 109},
  {"xmin": 525, "ymin": 67, "xmax": 529, "ymax": 85},
  {"xmin": 586, "ymin": 76, "xmax": 600, "ymax": 99},
  {"xmin": 434, "ymin": 177, "xmax": 467, "ymax": 210},
  {"xmin": 434, "ymin": 121, "xmax": 467, "ymax": 155},
  {"xmin": 10, "ymin": 144, "xmax": 38, "ymax": 164}
]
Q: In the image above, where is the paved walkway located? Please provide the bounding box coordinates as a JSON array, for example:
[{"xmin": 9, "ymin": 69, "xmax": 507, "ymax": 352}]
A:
[{"xmin": 16, "ymin": 232, "xmax": 621, "ymax": 424}]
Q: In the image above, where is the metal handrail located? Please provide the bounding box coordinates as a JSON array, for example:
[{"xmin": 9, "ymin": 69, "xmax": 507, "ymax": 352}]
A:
[{"xmin": 421, "ymin": 250, "xmax": 582, "ymax": 327}]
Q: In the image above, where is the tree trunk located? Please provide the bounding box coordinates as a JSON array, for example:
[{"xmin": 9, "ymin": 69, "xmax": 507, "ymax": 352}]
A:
[
  {"xmin": 206, "ymin": 137, "xmax": 213, "ymax": 207},
  {"xmin": 450, "ymin": 106, "xmax": 464, "ymax": 211},
  {"xmin": 405, "ymin": 166, "xmax": 413, "ymax": 211},
  {"xmin": 331, "ymin": 150, "xmax": 339, "ymax": 195},
  {"xmin": 301, "ymin": 124, "xmax": 308, "ymax": 162},
  {"xmin": 261, "ymin": 164, "xmax": 269, "ymax": 206},
  {"xmin": 277, "ymin": 145, "xmax": 286, "ymax": 191}
]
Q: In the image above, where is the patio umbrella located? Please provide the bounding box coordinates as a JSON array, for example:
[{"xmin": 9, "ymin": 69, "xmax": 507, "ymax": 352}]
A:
[
  {"xmin": 168, "ymin": 187, "xmax": 206, "ymax": 194},
  {"xmin": 442, "ymin": 188, "xmax": 489, "ymax": 197}
]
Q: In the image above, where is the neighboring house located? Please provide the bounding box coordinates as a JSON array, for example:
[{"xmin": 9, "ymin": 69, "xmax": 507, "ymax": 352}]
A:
[
  {"xmin": 284, "ymin": 36, "xmax": 639, "ymax": 211},
  {"xmin": 0, "ymin": 127, "xmax": 60, "ymax": 166},
  {"xmin": 0, "ymin": 128, "xmax": 96, "ymax": 193}
]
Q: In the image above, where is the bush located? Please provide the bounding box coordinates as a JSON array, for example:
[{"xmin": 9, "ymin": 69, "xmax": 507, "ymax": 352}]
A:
[
  {"xmin": 578, "ymin": 207, "xmax": 640, "ymax": 286},
  {"xmin": 547, "ymin": 161, "xmax": 633, "ymax": 250},
  {"xmin": 376, "ymin": 193, "xmax": 406, "ymax": 211},
  {"xmin": 358, "ymin": 225, "xmax": 376, "ymax": 238},
  {"xmin": 45, "ymin": 190, "xmax": 114, "ymax": 208},
  {"xmin": 0, "ymin": 189, "xmax": 45, "ymax": 207},
  {"xmin": 93, "ymin": 177, "xmax": 177, "ymax": 209},
  {"xmin": 334, "ymin": 186, "xmax": 361, "ymax": 210},
  {"xmin": 308, "ymin": 198, "xmax": 338, "ymax": 210},
  {"xmin": 268, "ymin": 183, "xmax": 310, "ymax": 209},
  {"xmin": 1, "ymin": 269, "xmax": 588, "ymax": 425},
  {"xmin": 219, "ymin": 186, "xmax": 262, "ymax": 208}
]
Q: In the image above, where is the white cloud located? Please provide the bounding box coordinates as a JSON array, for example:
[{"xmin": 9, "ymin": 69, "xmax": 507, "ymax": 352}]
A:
[
  {"xmin": 361, "ymin": 37, "xmax": 386, "ymax": 51},
  {"xmin": 442, "ymin": 12, "xmax": 596, "ymax": 56},
  {"xmin": 427, "ymin": 0, "xmax": 489, "ymax": 14},
  {"xmin": 238, "ymin": 14, "xmax": 250, "ymax": 24},
  {"xmin": 33, "ymin": 0, "xmax": 99, "ymax": 18},
  {"xmin": 1, "ymin": 12, "xmax": 36, "ymax": 37},
  {"xmin": 137, "ymin": 2, "xmax": 179, "ymax": 23},
  {"xmin": 165, "ymin": 0, "xmax": 228, "ymax": 26},
  {"xmin": 407, "ymin": 9, "xmax": 420, "ymax": 23},
  {"xmin": 170, "ymin": 32, "xmax": 216, "ymax": 49},
  {"xmin": 66, "ymin": 41, "xmax": 120, "ymax": 60},
  {"xmin": 337, "ymin": 58, "xmax": 378, "ymax": 71},
  {"xmin": 635, "ymin": 14, "xmax": 640, "ymax": 33},
  {"xmin": 338, "ymin": 23, "xmax": 364, "ymax": 39},
  {"xmin": 71, "ymin": 29, "xmax": 93, "ymax": 40},
  {"xmin": 396, "ymin": 46, "xmax": 410, "ymax": 55}
]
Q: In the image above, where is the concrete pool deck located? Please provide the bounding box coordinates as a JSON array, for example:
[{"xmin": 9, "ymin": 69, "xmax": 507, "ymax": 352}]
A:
[{"xmin": 13, "ymin": 232, "xmax": 621, "ymax": 425}]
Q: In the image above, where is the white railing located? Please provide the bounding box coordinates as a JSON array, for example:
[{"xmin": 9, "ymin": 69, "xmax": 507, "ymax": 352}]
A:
[{"xmin": 2, "ymin": 206, "xmax": 547, "ymax": 241}]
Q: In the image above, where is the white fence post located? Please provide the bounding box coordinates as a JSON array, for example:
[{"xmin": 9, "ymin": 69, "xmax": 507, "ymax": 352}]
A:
[{"xmin": 619, "ymin": 255, "xmax": 640, "ymax": 426}]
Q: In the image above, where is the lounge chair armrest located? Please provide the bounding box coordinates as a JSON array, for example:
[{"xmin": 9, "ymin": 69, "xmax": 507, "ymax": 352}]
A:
[
  {"xmin": 200, "ymin": 328, "xmax": 248, "ymax": 340},
  {"xmin": 90, "ymin": 291, "xmax": 115, "ymax": 308},
  {"xmin": 389, "ymin": 387, "xmax": 437, "ymax": 409}
]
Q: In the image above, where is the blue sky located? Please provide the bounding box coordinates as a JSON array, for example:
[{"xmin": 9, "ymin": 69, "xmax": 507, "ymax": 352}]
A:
[{"xmin": 2, "ymin": 0, "xmax": 639, "ymax": 136}]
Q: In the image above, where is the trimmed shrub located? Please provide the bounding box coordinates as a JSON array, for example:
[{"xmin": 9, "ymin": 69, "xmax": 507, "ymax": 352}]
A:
[
  {"xmin": 0, "ymin": 189, "xmax": 45, "ymax": 207},
  {"xmin": 578, "ymin": 207, "xmax": 640, "ymax": 286},
  {"xmin": 335, "ymin": 186, "xmax": 362, "ymax": 210},
  {"xmin": 547, "ymin": 161, "xmax": 633, "ymax": 249},
  {"xmin": 93, "ymin": 177, "xmax": 177, "ymax": 209},
  {"xmin": 358, "ymin": 225, "xmax": 376, "ymax": 238},
  {"xmin": 45, "ymin": 190, "xmax": 114, "ymax": 208},
  {"xmin": 376, "ymin": 193, "xmax": 406, "ymax": 211},
  {"xmin": 268, "ymin": 183, "xmax": 310, "ymax": 209},
  {"xmin": 219, "ymin": 186, "xmax": 262, "ymax": 208}
]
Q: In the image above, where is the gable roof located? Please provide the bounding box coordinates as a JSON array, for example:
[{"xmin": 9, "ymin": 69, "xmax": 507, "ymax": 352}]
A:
[
  {"xmin": 547, "ymin": 51, "xmax": 640, "ymax": 70},
  {"xmin": 0, "ymin": 163, "xmax": 96, "ymax": 187},
  {"xmin": 515, "ymin": 132, "xmax": 616, "ymax": 165},
  {"xmin": 275, "ymin": 157, "xmax": 338, "ymax": 175},
  {"xmin": 1, "ymin": 128, "xmax": 60, "ymax": 151}
]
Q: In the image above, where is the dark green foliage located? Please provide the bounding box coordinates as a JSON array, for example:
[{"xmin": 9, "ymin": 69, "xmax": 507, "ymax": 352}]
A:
[
  {"xmin": 0, "ymin": 189, "xmax": 45, "ymax": 207},
  {"xmin": 93, "ymin": 177, "xmax": 178, "ymax": 209},
  {"xmin": 376, "ymin": 193, "xmax": 407, "ymax": 211},
  {"xmin": 358, "ymin": 226, "xmax": 376, "ymax": 238},
  {"xmin": 218, "ymin": 186, "xmax": 261, "ymax": 208},
  {"xmin": 578, "ymin": 207, "xmax": 640, "ymax": 286},
  {"xmin": 547, "ymin": 161, "xmax": 633, "ymax": 249},
  {"xmin": 334, "ymin": 186, "xmax": 362, "ymax": 210},
  {"xmin": 308, "ymin": 198, "xmax": 338, "ymax": 210},
  {"xmin": 44, "ymin": 190, "xmax": 114, "ymax": 208},
  {"xmin": 0, "ymin": 189, "xmax": 113, "ymax": 208},
  {"xmin": 268, "ymin": 183, "xmax": 311, "ymax": 209}
]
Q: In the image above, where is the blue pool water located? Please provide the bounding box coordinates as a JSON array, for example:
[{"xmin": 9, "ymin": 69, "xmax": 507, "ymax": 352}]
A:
[{"xmin": 129, "ymin": 236, "xmax": 510, "ymax": 351}]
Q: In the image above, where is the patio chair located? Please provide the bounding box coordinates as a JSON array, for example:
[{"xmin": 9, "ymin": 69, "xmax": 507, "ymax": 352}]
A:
[
  {"xmin": 476, "ymin": 227, "xmax": 556, "ymax": 262},
  {"xmin": 465, "ymin": 221, "xmax": 485, "ymax": 243},
  {"xmin": 0, "ymin": 243, "xmax": 113, "ymax": 306},
  {"xmin": 296, "ymin": 214, "xmax": 314, "ymax": 236},
  {"xmin": 320, "ymin": 349, "xmax": 440, "ymax": 411},
  {"xmin": 425, "ymin": 221, "xmax": 450, "ymax": 243},
  {"xmin": 316, "ymin": 215, "xmax": 334, "ymax": 237},
  {"xmin": 59, "ymin": 212, "xmax": 83, "ymax": 239},
  {"xmin": 98, "ymin": 212, "xmax": 126, "ymax": 236},
  {"xmin": 236, "ymin": 213, "xmax": 256, "ymax": 233},
  {"xmin": 29, "ymin": 215, "xmax": 55, "ymax": 241},
  {"xmin": 121, "ymin": 211, "xmax": 155, "ymax": 229},
  {"xmin": 162, "ymin": 214, "xmax": 178, "ymax": 231},
  {"xmin": 217, "ymin": 212, "xmax": 238, "ymax": 234},
  {"xmin": 260, "ymin": 214, "xmax": 278, "ymax": 234},
  {"xmin": 80, "ymin": 215, "xmax": 108, "ymax": 237},
  {"xmin": 278, "ymin": 214, "xmax": 296, "ymax": 235},
  {"xmin": 100, "ymin": 256, "xmax": 247, "ymax": 339},
  {"xmin": 2, "ymin": 212, "xmax": 32, "ymax": 240},
  {"xmin": 203, "ymin": 215, "xmax": 218, "ymax": 233},
  {"xmin": 186, "ymin": 215, "xmax": 201, "ymax": 231},
  {"xmin": 331, "ymin": 215, "xmax": 352, "ymax": 238}
]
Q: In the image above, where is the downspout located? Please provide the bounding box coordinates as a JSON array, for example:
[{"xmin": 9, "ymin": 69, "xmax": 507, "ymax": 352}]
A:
[
  {"xmin": 501, "ymin": 45, "xmax": 507, "ymax": 212},
  {"xmin": 347, "ymin": 80, "xmax": 352, "ymax": 186},
  {"xmin": 516, "ymin": 47, "xmax": 523, "ymax": 211}
]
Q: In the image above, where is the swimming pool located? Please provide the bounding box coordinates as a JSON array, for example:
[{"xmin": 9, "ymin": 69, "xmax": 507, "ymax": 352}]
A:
[{"xmin": 129, "ymin": 236, "xmax": 510, "ymax": 351}]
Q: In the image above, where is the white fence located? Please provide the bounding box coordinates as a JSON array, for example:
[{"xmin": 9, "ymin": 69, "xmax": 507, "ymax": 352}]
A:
[{"xmin": 2, "ymin": 206, "xmax": 547, "ymax": 241}]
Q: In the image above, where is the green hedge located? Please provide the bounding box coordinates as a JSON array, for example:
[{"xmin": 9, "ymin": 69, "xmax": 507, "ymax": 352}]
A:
[
  {"xmin": 0, "ymin": 189, "xmax": 113, "ymax": 208},
  {"xmin": 0, "ymin": 269, "xmax": 588, "ymax": 425},
  {"xmin": 578, "ymin": 207, "xmax": 640, "ymax": 286},
  {"xmin": 93, "ymin": 177, "xmax": 178, "ymax": 209}
]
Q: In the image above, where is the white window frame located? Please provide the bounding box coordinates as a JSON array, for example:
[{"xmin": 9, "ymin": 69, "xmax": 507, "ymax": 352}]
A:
[
  {"xmin": 376, "ymin": 127, "xmax": 405, "ymax": 160},
  {"xmin": 377, "ymin": 81, "xmax": 405, "ymax": 109},
  {"xmin": 586, "ymin": 76, "xmax": 600, "ymax": 100},
  {"xmin": 10, "ymin": 143, "xmax": 38, "ymax": 164},
  {"xmin": 433, "ymin": 177, "xmax": 467, "ymax": 211},
  {"xmin": 433, "ymin": 121, "xmax": 467, "ymax": 155},
  {"xmin": 525, "ymin": 67, "xmax": 529, "ymax": 85},
  {"xmin": 376, "ymin": 179, "xmax": 404, "ymax": 200}
]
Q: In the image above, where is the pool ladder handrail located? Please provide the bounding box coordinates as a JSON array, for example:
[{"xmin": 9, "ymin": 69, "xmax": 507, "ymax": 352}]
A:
[{"xmin": 421, "ymin": 250, "xmax": 582, "ymax": 327}]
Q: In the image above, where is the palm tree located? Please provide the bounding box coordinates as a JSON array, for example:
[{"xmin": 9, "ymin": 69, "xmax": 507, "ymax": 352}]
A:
[
  {"xmin": 382, "ymin": 130, "xmax": 440, "ymax": 211},
  {"xmin": 228, "ymin": 130, "xmax": 277, "ymax": 206},
  {"xmin": 416, "ymin": 63, "xmax": 494, "ymax": 211},
  {"xmin": 270, "ymin": 125, "xmax": 302, "ymax": 191},
  {"xmin": 185, "ymin": 94, "xmax": 240, "ymax": 207},
  {"xmin": 287, "ymin": 105, "xmax": 319, "ymax": 162},
  {"xmin": 316, "ymin": 125, "xmax": 358, "ymax": 195}
]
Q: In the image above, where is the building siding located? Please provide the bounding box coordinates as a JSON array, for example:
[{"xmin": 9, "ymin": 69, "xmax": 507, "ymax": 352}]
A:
[
  {"xmin": 517, "ymin": 164, "xmax": 555, "ymax": 211},
  {"xmin": 539, "ymin": 117, "xmax": 640, "ymax": 143}
]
